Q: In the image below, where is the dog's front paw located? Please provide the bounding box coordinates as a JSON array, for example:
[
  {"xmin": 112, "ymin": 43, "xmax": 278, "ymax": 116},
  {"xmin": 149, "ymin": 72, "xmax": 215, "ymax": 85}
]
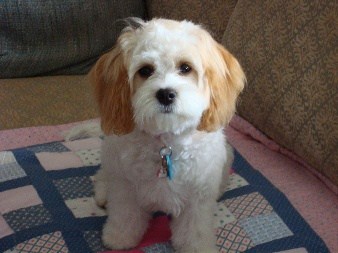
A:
[
  {"xmin": 94, "ymin": 192, "xmax": 107, "ymax": 208},
  {"xmin": 94, "ymin": 181, "xmax": 107, "ymax": 208},
  {"xmin": 102, "ymin": 222, "xmax": 141, "ymax": 250}
]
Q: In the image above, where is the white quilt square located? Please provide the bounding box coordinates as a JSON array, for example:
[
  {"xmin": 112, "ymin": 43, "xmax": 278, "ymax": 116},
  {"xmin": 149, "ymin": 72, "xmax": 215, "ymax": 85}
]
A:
[{"xmin": 65, "ymin": 197, "xmax": 106, "ymax": 218}]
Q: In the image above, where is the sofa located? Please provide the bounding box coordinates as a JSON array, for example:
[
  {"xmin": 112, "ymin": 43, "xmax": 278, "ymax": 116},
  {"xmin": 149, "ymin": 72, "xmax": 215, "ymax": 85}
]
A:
[{"xmin": 0, "ymin": 1, "xmax": 337, "ymax": 252}]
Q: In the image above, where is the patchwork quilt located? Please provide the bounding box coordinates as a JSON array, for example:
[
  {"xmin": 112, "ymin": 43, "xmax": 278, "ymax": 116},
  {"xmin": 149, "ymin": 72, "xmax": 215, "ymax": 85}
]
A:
[{"xmin": 0, "ymin": 137, "xmax": 329, "ymax": 253}]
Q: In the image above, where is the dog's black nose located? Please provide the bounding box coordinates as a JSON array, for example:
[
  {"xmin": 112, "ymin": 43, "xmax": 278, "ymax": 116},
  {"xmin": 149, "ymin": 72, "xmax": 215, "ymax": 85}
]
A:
[{"xmin": 156, "ymin": 88, "xmax": 177, "ymax": 105}]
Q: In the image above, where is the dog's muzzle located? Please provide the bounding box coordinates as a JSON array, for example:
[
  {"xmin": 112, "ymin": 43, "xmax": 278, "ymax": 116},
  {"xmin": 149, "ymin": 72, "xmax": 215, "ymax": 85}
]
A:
[{"xmin": 156, "ymin": 88, "xmax": 177, "ymax": 113}]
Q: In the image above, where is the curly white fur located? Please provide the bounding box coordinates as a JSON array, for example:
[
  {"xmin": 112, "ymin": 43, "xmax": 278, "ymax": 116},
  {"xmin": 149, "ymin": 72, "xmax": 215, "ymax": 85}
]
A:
[{"xmin": 89, "ymin": 18, "xmax": 245, "ymax": 252}]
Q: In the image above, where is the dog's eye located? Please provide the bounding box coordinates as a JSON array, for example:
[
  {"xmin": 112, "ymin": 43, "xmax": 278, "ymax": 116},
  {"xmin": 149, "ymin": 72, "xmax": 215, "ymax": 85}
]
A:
[
  {"xmin": 138, "ymin": 65, "xmax": 154, "ymax": 78},
  {"xmin": 179, "ymin": 63, "xmax": 192, "ymax": 75}
]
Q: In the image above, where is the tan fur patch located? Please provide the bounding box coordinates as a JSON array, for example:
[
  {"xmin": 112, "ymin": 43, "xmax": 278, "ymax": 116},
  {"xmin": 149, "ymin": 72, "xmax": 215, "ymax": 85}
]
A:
[
  {"xmin": 89, "ymin": 48, "xmax": 134, "ymax": 135},
  {"xmin": 198, "ymin": 44, "xmax": 245, "ymax": 132}
]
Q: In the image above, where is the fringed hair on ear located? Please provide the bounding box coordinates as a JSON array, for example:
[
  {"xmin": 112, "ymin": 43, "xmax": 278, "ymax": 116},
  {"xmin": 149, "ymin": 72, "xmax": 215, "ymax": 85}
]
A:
[
  {"xmin": 198, "ymin": 40, "xmax": 246, "ymax": 132},
  {"xmin": 89, "ymin": 18, "xmax": 147, "ymax": 135},
  {"xmin": 89, "ymin": 39, "xmax": 134, "ymax": 136}
]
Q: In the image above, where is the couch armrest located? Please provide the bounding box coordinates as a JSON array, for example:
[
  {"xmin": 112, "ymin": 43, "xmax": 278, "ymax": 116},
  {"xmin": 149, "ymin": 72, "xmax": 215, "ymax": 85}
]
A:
[{"xmin": 223, "ymin": 0, "xmax": 338, "ymax": 186}]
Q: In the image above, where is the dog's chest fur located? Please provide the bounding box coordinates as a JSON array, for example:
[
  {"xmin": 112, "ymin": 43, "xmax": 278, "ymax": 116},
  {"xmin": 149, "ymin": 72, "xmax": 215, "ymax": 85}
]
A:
[{"xmin": 101, "ymin": 129, "xmax": 227, "ymax": 216}]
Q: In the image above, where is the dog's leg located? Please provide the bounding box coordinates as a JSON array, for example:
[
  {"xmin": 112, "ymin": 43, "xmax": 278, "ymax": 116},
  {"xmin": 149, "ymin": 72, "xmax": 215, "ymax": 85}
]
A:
[
  {"xmin": 170, "ymin": 198, "xmax": 218, "ymax": 253},
  {"xmin": 218, "ymin": 142, "xmax": 234, "ymax": 198},
  {"xmin": 93, "ymin": 168, "xmax": 108, "ymax": 207},
  {"xmin": 102, "ymin": 179, "xmax": 150, "ymax": 250}
]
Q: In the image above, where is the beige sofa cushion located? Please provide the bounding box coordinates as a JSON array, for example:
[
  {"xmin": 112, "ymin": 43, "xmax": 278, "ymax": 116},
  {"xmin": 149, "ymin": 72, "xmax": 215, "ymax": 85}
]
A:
[
  {"xmin": 146, "ymin": 0, "xmax": 238, "ymax": 42},
  {"xmin": 223, "ymin": 1, "xmax": 338, "ymax": 185},
  {"xmin": 0, "ymin": 76, "xmax": 98, "ymax": 130}
]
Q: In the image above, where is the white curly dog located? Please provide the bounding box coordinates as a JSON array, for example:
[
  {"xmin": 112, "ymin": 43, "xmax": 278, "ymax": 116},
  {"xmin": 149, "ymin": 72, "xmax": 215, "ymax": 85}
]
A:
[{"xmin": 82, "ymin": 18, "xmax": 245, "ymax": 253}]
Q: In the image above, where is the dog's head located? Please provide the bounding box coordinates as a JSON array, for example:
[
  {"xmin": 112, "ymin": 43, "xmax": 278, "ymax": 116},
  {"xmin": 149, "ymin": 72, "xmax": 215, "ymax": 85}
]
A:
[{"xmin": 90, "ymin": 18, "xmax": 245, "ymax": 136}]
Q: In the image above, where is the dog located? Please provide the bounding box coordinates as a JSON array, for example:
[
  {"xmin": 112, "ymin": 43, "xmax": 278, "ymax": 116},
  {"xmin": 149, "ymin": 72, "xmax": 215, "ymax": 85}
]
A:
[{"xmin": 90, "ymin": 18, "xmax": 245, "ymax": 253}]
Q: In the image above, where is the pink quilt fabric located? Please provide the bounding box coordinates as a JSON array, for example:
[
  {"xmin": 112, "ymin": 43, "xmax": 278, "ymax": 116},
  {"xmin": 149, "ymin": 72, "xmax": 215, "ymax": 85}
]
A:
[
  {"xmin": 0, "ymin": 119, "xmax": 98, "ymax": 151},
  {"xmin": 226, "ymin": 116, "xmax": 338, "ymax": 252}
]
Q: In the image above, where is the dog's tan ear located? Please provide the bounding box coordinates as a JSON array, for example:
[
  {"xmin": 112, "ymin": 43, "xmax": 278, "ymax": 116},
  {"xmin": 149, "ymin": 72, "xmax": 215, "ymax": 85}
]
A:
[
  {"xmin": 198, "ymin": 44, "xmax": 246, "ymax": 132},
  {"xmin": 89, "ymin": 46, "xmax": 134, "ymax": 135}
]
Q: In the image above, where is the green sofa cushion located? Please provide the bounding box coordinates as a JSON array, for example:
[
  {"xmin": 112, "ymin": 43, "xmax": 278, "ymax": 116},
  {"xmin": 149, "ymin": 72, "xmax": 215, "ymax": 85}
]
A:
[{"xmin": 0, "ymin": 0, "xmax": 146, "ymax": 78}]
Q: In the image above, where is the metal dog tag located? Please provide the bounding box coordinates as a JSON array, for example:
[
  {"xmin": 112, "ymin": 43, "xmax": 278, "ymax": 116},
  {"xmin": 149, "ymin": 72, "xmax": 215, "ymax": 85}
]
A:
[
  {"xmin": 160, "ymin": 146, "xmax": 172, "ymax": 157},
  {"xmin": 158, "ymin": 146, "xmax": 174, "ymax": 180}
]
